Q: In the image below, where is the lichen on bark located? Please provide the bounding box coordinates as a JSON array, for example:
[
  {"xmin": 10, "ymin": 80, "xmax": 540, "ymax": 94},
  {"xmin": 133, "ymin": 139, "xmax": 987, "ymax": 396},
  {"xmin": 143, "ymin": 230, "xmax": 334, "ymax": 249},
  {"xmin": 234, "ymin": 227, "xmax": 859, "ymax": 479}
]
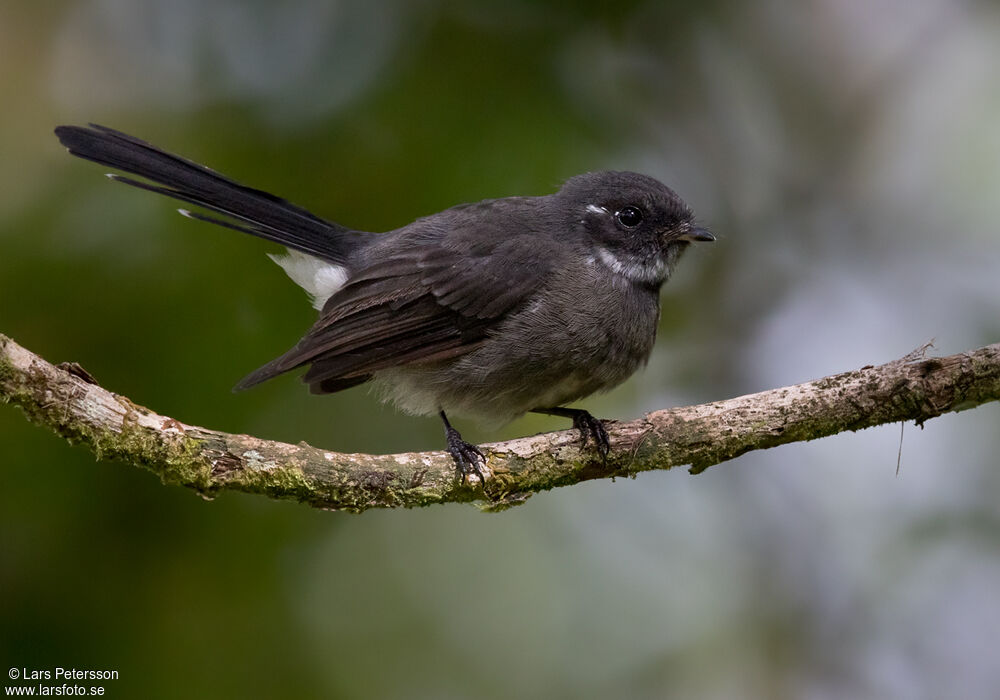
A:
[{"xmin": 3, "ymin": 332, "xmax": 1000, "ymax": 511}]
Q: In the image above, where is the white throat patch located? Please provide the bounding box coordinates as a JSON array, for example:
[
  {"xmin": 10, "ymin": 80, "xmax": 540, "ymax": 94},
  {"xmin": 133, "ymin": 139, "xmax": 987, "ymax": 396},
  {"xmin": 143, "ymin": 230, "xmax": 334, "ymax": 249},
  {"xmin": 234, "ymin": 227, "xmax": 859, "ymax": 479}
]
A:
[{"xmin": 596, "ymin": 247, "xmax": 667, "ymax": 285}]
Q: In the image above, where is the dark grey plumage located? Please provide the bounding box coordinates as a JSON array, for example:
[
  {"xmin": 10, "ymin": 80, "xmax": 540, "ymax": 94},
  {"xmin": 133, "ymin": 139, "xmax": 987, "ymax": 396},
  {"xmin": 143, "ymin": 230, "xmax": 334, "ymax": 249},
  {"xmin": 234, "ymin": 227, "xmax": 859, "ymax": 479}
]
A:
[{"xmin": 55, "ymin": 124, "xmax": 714, "ymax": 477}]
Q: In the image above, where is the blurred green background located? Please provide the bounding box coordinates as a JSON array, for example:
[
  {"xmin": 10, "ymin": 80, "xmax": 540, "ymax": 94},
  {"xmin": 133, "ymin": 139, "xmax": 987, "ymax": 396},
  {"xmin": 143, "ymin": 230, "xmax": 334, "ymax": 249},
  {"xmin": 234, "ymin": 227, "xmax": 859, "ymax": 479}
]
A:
[{"xmin": 3, "ymin": 1, "xmax": 1000, "ymax": 698}]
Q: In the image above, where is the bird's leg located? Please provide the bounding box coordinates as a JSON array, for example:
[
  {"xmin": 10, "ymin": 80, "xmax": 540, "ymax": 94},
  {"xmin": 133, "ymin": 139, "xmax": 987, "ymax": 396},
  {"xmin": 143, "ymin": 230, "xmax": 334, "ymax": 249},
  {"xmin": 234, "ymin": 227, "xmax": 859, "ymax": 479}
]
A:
[
  {"xmin": 439, "ymin": 411, "xmax": 488, "ymax": 485},
  {"xmin": 532, "ymin": 407, "xmax": 611, "ymax": 461}
]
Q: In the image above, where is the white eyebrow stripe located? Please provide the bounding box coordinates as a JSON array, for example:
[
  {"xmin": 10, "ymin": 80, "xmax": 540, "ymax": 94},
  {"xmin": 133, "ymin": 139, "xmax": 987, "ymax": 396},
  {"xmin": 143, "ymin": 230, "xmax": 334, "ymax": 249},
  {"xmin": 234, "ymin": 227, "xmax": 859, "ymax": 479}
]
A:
[{"xmin": 586, "ymin": 204, "xmax": 610, "ymax": 215}]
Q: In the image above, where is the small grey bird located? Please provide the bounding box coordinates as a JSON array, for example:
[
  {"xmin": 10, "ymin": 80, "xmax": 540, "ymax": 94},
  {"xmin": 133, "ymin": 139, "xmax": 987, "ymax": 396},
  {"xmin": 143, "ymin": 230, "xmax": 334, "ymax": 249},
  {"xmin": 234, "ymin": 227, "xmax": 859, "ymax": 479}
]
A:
[{"xmin": 54, "ymin": 124, "xmax": 714, "ymax": 482}]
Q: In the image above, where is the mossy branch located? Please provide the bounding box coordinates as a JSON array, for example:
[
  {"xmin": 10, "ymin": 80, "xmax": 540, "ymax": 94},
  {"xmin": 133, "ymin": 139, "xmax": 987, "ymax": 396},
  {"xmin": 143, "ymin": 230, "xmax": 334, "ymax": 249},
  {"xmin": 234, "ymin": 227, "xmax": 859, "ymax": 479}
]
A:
[{"xmin": 3, "ymin": 332, "xmax": 999, "ymax": 511}]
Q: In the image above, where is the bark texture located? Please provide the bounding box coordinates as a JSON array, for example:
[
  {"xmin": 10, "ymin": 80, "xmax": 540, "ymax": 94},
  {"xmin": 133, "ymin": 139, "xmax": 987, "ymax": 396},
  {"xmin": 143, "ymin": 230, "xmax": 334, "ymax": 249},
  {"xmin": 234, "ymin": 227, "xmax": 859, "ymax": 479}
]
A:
[{"xmin": 3, "ymin": 333, "xmax": 999, "ymax": 511}]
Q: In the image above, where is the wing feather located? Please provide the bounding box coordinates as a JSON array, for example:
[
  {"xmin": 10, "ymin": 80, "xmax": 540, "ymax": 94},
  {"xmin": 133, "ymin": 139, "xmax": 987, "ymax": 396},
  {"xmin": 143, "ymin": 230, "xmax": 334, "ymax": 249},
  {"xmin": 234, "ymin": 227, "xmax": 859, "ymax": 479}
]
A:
[{"xmin": 235, "ymin": 205, "xmax": 563, "ymax": 393}]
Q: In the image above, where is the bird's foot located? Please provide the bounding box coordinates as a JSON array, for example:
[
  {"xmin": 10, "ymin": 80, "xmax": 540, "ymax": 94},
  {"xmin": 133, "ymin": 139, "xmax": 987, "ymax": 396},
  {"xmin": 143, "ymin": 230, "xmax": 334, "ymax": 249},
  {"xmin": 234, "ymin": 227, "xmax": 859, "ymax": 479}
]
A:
[
  {"xmin": 532, "ymin": 407, "xmax": 611, "ymax": 462},
  {"xmin": 440, "ymin": 411, "xmax": 489, "ymax": 485},
  {"xmin": 570, "ymin": 410, "xmax": 611, "ymax": 461}
]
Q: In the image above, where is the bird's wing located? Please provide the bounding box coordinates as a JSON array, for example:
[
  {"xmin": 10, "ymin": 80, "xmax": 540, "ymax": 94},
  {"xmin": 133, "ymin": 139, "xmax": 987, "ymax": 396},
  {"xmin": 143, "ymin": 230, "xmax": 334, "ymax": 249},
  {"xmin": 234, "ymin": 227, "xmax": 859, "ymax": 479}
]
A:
[{"xmin": 235, "ymin": 221, "xmax": 561, "ymax": 393}]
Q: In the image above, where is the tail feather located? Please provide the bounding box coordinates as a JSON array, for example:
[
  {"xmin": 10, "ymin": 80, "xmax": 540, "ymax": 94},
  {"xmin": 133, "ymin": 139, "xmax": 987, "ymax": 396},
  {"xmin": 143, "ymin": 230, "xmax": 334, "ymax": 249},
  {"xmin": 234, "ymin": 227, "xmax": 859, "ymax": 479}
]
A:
[{"xmin": 55, "ymin": 124, "xmax": 360, "ymax": 263}]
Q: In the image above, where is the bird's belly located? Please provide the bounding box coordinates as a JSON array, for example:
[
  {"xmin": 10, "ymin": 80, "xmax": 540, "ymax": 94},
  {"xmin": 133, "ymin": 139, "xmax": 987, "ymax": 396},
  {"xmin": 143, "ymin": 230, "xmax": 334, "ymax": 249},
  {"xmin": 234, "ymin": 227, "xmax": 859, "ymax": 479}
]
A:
[{"xmin": 373, "ymin": 276, "xmax": 660, "ymax": 425}]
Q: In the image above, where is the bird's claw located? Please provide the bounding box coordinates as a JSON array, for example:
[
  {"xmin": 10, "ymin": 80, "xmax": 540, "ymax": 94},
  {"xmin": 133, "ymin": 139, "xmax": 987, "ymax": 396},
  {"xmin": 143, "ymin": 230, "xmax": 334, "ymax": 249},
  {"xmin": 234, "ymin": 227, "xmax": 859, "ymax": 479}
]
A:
[
  {"xmin": 572, "ymin": 411, "xmax": 611, "ymax": 462},
  {"xmin": 444, "ymin": 424, "xmax": 489, "ymax": 486}
]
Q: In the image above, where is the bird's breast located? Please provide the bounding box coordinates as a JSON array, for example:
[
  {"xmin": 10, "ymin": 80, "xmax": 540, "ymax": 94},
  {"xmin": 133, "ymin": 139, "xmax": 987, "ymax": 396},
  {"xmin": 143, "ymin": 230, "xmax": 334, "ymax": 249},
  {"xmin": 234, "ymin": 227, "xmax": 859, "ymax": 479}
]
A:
[{"xmin": 372, "ymin": 261, "xmax": 662, "ymax": 425}]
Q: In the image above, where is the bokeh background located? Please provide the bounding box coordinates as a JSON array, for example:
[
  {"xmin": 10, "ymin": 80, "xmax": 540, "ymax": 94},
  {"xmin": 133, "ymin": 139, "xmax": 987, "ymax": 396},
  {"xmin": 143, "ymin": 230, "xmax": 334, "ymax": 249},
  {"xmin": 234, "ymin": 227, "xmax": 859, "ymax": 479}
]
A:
[{"xmin": 3, "ymin": 1, "xmax": 1000, "ymax": 698}]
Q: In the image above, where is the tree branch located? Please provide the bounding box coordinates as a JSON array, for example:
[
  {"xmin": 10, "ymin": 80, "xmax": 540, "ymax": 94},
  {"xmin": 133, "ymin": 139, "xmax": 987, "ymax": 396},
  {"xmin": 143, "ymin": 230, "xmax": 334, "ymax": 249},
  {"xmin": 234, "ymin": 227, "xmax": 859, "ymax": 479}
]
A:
[{"xmin": 3, "ymin": 333, "xmax": 999, "ymax": 511}]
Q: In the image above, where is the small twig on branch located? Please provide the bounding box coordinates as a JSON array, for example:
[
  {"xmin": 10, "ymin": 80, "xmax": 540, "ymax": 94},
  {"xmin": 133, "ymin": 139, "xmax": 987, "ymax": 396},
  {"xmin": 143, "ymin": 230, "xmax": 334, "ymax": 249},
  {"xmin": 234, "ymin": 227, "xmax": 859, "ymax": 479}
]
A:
[{"xmin": 2, "ymin": 333, "xmax": 999, "ymax": 511}]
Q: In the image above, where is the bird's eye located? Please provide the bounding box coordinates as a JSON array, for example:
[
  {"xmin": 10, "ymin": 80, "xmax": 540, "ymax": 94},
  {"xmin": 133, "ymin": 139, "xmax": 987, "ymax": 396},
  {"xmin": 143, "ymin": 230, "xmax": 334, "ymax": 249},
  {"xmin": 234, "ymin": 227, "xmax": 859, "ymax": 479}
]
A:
[{"xmin": 616, "ymin": 206, "xmax": 643, "ymax": 228}]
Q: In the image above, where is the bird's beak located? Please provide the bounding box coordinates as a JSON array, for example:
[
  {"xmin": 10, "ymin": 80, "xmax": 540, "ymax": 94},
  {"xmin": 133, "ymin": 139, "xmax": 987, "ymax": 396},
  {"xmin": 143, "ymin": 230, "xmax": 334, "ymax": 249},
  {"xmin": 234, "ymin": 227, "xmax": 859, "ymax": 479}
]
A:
[{"xmin": 676, "ymin": 225, "xmax": 715, "ymax": 243}]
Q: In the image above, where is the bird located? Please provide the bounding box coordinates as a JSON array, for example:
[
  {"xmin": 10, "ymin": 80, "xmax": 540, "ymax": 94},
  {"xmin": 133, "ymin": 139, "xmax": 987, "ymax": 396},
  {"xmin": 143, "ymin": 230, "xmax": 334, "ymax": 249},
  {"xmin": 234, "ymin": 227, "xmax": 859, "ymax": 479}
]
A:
[{"xmin": 54, "ymin": 124, "xmax": 714, "ymax": 484}]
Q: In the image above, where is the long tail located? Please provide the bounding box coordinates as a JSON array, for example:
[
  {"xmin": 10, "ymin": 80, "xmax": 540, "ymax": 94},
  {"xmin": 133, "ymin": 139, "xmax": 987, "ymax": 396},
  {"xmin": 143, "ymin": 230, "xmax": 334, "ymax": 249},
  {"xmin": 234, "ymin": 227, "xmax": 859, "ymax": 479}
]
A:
[{"xmin": 55, "ymin": 124, "xmax": 361, "ymax": 263}]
